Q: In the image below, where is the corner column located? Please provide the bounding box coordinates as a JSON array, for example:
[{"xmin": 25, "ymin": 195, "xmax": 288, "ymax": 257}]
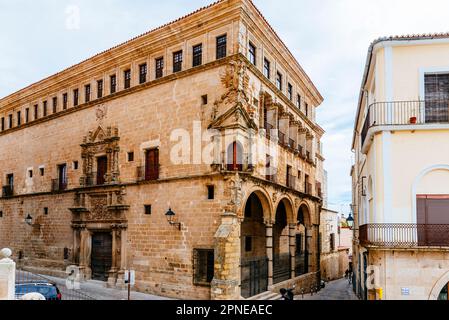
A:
[
  {"xmin": 289, "ymin": 224, "xmax": 296, "ymax": 279},
  {"xmin": 265, "ymin": 222, "xmax": 274, "ymax": 287}
]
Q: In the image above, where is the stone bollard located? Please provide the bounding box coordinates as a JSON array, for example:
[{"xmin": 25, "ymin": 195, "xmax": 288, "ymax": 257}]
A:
[{"xmin": 0, "ymin": 248, "xmax": 16, "ymax": 300}]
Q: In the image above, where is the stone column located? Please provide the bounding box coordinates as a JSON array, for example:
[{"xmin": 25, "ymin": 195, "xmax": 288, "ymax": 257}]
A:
[
  {"xmin": 0, "ymin": 248, "xmax": 15, "ymax": 301},
  {"xmin": 265, "ymin": 223, "xmax": 274, "ymax": 287},
  {"xmin": 116, "ymin": 225, "xmax": 128, "ymax": 289},
  {"xmin": 107, "ymin": 227, "xmax": 118, "ymax": 288},
  {"xmin": 79, "ymin": 226, "xmax": 91, "ymax": 280},
  {"xmin": 211, "ymin": 212, "xmax": 241, "ymax": 300},
  {"xmin": 289, "ymin": 224, "xmax": 296, "ymax": 279}
]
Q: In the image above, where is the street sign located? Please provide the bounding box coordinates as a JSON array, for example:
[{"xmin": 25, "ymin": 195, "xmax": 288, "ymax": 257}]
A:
[
  {"xmin": 401, "ymin": 288, "xmax": 410, "ymax": 296},
  {"xmin": 124, "ymin": 270, "xmax": 135, "ymax": 286}
]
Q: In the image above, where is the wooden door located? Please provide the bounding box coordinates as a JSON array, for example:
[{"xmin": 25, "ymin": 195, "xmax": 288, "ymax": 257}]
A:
[
  {"xmin": 91, "ymin": 232, "xmax": 112, "ymax": 281},
  {"xmin": 145, "ymin": 149, "xmax": 159, "ymax": 180},
  {"xmin": 96, "ymin": 156, "xmax": 108, "ymax": 185}
]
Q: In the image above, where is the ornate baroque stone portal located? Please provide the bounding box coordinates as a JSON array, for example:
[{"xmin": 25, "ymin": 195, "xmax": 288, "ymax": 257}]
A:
[{"xmin": 80, "ymin": 126, "xmax": 120, "ymax": 186}]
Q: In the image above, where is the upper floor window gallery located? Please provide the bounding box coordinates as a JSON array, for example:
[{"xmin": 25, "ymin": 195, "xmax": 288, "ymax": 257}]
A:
[
  {"xmin": 156, "ymin": 57, "xmax": 164, "ymax": 79},
  {"xmin": 124, "ymin": 69, "xmax": 131, "ymax": 89},
  {"xmin": 173, "ymin": 51, "xmax": 183, "ymax": 73},
  {"xmin": 139, "ymin": 63, "xmax": 147, "ymax": 84},
  {"xmin": 110, "ymin": 75, "xmax": 117, "ymax": 94},
  {"xmin": 192, "ymin": 44, "xmax": 203, "ymax": 67}
]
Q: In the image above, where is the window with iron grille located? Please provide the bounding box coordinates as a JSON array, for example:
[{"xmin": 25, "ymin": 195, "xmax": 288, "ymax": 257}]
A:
[
  {"xmin": 110, "ymin": 75, "xmax": 117, "ymax": 94},
  {"xmin": 248, "ymin": 42, "xmax": 256, "ymax": 65},
  {"xmin": 17, "ymin": 111, "xmax": 21, "ymax": 126},
  {"xmin": 264, "ymin": 58, "xmax": 270, "ymax": 79},
  {"xmin": 288, "ymin": 83, "xmax": 293, "ymax": 100},
  {"xmin": 97, "ymin": 80, "xmax": 103, "ymax": 98},
  {"xmin": 25, "ymin": 108, "xmax": 29, "ymax": 123},
  {"xmin": 52, "ymin": 97, "xmax": 57, "ymax": 113},
  {"xmin": 139, "ymin": 64, "xmax": 147, "ymax": 84},
  {"xmin": 124, "ymin": 70, "xmax": 131, "ymax": 89},
  {"xmin": 216, "ymin": 34, "xmax": 227, "ymax": 59},
  {"xmin": 8, "ymin": 114, "xmax": 12, "ymax": 128},
  {"xmin": 85, "ymin": 85, "xmax": 91, "ymax": 103},
  {"xmin": 43, "ymin": 101, "xmax": 47, "ymax": 116},
  {"xmin": 34, "ymin": 104, "xmax": 38, "ymax": 120},
  {"xmin": 173, "ymin": 51, "xmax": 183, "ymax": 73},
  {"xmin": 73, "ymin": 89, "xmax": 79, "ymax": 106},
  {"xmin": 63, "ymin": 93, "xmax": 68, "ymax": 110},
  {"xmin": 276, "ymin": 72, "xmax": 283, "ymax": 91},
  {"xmin": 156, "ymin": 57, "xmax": 164, "ymax": 79},
  {"xmin": 193, "ymin": 249, "xmax": 214, "ymax": 286},
  {"xmin": 192, "ymin": 44, "xmax": 202, "ymax": 67}
]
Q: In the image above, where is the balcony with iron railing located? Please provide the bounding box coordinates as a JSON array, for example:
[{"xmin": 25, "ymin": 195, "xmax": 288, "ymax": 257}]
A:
[
  {"xmin": 359, "ymin": 223, "xmax": 449, "ymax": 248},
  {"xmin": 51, "ymin": 179, "xmax": 68, "ymax": 192},
  {"xmin": 287, "ymin": 174, "xmax": 296, "ymax": 189},
  {"xmin": 137, "ymin": 166, "xmax": 159, "ymax": 182},
  {"xmin": 361, "ymin": 100, "xmax": 449, "ymax": 146},
  {"xmin": 264, "ymin": 122, "xmax": 275, "ymax": 140},
  {"xmin": 2, "ymin": 185, "xmax": 13, "ymax": 198},
  {"xmin": 266, "ymin": 173, "xmax": 278, "ymax": 184}
]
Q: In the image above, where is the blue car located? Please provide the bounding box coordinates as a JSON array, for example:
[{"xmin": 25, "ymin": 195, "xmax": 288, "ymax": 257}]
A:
[{"xmin": 15, "ymin": 282, "xmax": 62, "ymax": 300}]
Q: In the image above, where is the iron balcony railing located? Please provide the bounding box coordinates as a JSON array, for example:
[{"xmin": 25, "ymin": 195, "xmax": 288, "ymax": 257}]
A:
[
  {"xmin": 266, "ymin": 174, "xmax": 278, "ymax": 183},
  {"xmin": 289, "ymin": 138, "xmax": 295, "ymax": 149},
  {"xmin": 2, "ymin": 185, "xmax": 13, "ymax": 198},
  {"xmin": 264, "ymin": 122, "xmax": 275, "ymax": 140},
  {"xmin": 361, "ymin": 100, "xmax": 449, "ymax": 145},
  {"xmin": 51, "ymin": 179, "xmax": 68, "ymax": 192},
  {"xmin": 278, "ymin": 131, "xmax": 286, "ymax": 146},
  {"xmin": 137, "ymin": 166, "xmax": 159, "ymax": 182},
  {"xmin": 221, "ymin": 153, "xmax": 254, "ymax": 172},
  {"xmin": 359, "ymin": 223, "xmax": 449, "ymax": 248},
  {"xmin": 287, "ymin": 174, "xmax": 296, "ymax": 189}
]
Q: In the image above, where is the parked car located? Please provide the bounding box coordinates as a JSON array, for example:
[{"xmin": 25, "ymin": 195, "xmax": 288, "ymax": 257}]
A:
[{"xmin": 15, "ymin": 282, "xmax": 62, "ymax": 300}]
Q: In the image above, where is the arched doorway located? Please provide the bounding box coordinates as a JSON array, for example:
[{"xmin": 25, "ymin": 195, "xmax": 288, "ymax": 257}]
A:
[
  {"xmin": 296, "ymin": 204, "xmax": 311, "ymax": 276},
  {"xmin": 273, "ymin": 200, "xmax": 291, "ymax": 284},
  {"xmin": 438, "ymin": 282, "xmax": 449, "ymax": 300},
  {"xmin": 227, "ymin": 141, "xmax": 243, "ymax": 171},
  {"xmin": 240, "ymin": 192, "xmax": 268, "ymax": 298}
]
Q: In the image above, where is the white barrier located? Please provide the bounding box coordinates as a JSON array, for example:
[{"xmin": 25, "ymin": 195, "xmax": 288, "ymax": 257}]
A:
[{"xmin": 0, "ymin": 248, "xmax": 16, "ymax": 300}]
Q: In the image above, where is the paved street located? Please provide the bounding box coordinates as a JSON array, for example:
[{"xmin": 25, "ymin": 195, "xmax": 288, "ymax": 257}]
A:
[{"xmin": 296, "ymin": 278, "xmax": 358, "ymax": 300}]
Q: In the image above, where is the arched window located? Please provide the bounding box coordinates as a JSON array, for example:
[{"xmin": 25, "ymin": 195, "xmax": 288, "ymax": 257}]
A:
[{"xmin": 227, "ymin": 141, "xmax": 243, "ymax": 171}]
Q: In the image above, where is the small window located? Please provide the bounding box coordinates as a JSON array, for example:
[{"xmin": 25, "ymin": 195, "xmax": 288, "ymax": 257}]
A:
[
  {"xmin": 110, "ymin": 75, "xmax": 117, "ymax": 94},
  {"xmin": 63, "ymin": 93, "xmax": 68, "ymax": 110},
  {"xmin": 40, "ymin": 168, "xmax": 45, "ymax": 176},
  {"xmin": 288, "ymin": 83, "xmax": 293, "ymax": 100},
  {"xmin": 276, "ymin": 72, "xmax": 283, "ymax": 91},
  {"xmin": 73, "ymin": 161, "xmax": 79, "ymax": 170},
  {"xmin": 34, "ymin": 104, "xmax": 38, "ymax": 120},
  {"xmin": 155, "ymin": 57, "xmax": 164, "ymax": 79},
  {"xmin": 216, "ymin": 34, "xmax": 227, "ymax": 59},
  {"xmin": 28, "ymin": 170, "xmax": 33, "ymax": 178},
  {"xmin": 1, "ymin": 117, "xmax": 4, "ymax": 131},
  {"xmin": 8, "ymin": 114, "xmax": 12, "ymax": 129},
  {"xmin": 128, "ymin": 152, "xmax": 134, "ymax": 162},
  {"xmin": 207, "ymin": 185, "xmax": 215, "ymax": 200},
  {"xmin": 17, "ymin": 111, "xmax": 21, "ymax": 126},
  {"xmin": 245, "ymin": 236, "xmax": 252, "ymax": 252},
  {"xmin": 193, "ymin": 249, "xmax": 214, "ymax": 286},
  {"xmin": 264, "ymin": 58, "xmax": 270, "ymax": 79},
  {"xmin": 173, "ymin": 51, "xmax": 183, "ymax": 73},
  {"xmin": 144, "ymin": 205, "xmax": 152, "ymax": 215},
  {"xmin": 124, "ymin": 69, "xmax": 131, "ymax": 89},
  {"xmin": 44, "ymin": 207, "xmax": 49, "ymax": 215},
  {"xmin": 297, "ymin": 94, "xmax": 301, "ymax": 109},
  {"xmin": 201, "ymin": 95, "xmax": 208, "ymax": 105},
  {"xmin": 25, "ymin": 108, "xmax": 29, "ymax": 123},
  {"xmin": 52, "ymin": 97, "xmax": 57, "ymax": 113},
  {"xmin": 305, "ymin": 102, "xmax": 309, "ymax": 117},
  {"xmin": 0, "ymin": 211, "xmax": 3, "ymax": 218},
  {"xmin": 85, "ymin": 84, "xmax": 91, "ymax": 103},
  {"xmin": 73, "ymin": 89, "xmax": 79, "ymax": 106},
  {"xmin": 192, "ymin": 44, "xmax": 203, "ymax": 67},
  {"xmin": 139, "ymin": 63, "xmax": 147, "ymax": 84},
  {"xmin": 248, "ymin": 42, "xmax": 256, "ymax": 65},
  {"xmin": 43, "ymin": 101, "xmax": 48, "ymax": 117},
  {"xmin": 97, "ymin": 80, "xmax": 104, "ymax": 98}
]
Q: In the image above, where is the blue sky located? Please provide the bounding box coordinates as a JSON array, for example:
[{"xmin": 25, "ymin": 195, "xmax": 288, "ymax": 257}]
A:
[{"xmin": 2, "ymin": 0, "xmax": 449, "ymax": 214}]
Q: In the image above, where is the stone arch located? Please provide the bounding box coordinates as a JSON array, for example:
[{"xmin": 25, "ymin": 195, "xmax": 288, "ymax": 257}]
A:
[
  {"xmin": 429, "ymin": 270, "xmax": 449, "ymax": 300},
  {"xmin": 412, "ymin": 165, "xmax": 449, "ymax": 223},
  {"xmin": 240, "ymin": 187, "xmax": 272, "ymax": 222},
  {"xmin": 273, "ymin": 196, "xmax": 295, "ymax": 225},
  {"xmin": 272, "ymin": 198, "xmax": 292, "ymax": 284},
  {"xmin": 297, "ymin": 202, "xmax": 312, "ymax": 228}
]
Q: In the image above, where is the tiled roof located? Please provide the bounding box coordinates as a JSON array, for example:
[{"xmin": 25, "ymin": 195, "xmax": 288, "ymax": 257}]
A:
[{"xmin": 373, "ymin": 32, "xmax": 449, "ymax": 43}]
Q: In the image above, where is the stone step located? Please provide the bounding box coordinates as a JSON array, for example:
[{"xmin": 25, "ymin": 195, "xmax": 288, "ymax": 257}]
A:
[{"xmin": 247, "ymin": 291, "xmax": 282, "ymax": 301}]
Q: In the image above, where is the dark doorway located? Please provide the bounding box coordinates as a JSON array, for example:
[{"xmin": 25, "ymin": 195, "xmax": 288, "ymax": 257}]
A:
[
  {"xmin": 91, "ymin": 232, "xmax": 112, "ymax": 281},
  {"xmin": 96, "ymin": 156, "xmax": 108, "ymax": 185},
  {"xmin": 296, "ymin": 205, "xmax": 309, "ymax": 276},
  {"xmin": 145, "ymin": 149, "xmax": 159, "ymax": 181},
  {"xmin": 273, "ymin": 201, "xmax": 291, "ymax": 284}
]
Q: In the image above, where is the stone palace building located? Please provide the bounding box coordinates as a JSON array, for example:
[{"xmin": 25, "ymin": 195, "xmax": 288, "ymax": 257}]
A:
[{"xmin": 0, "ymin": 0, "xmax": 325, "ymax": 299}]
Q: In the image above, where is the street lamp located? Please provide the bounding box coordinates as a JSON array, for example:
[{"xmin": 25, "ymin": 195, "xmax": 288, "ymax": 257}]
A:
[
  {"xmin": 25, "ymin": 214, "xmax": 33, "ymax": 226},
  {"xmin": 346, "ymin": 213, "xmax": 354, "ymax": 230},
  {"xmin": 165, "ymin": 208, "xmax": 181, "ymax": 231}
]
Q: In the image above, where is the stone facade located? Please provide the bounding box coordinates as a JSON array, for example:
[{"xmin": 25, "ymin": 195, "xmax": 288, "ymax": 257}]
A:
[{"xmin": 0, "ymin": 0, "xmax": 324, "ymax": 300}]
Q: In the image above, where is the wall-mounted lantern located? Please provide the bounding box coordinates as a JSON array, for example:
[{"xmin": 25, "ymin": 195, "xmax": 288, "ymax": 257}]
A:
[{"xmin": 165, "ymin": 208, "xmax": 182, "ymax": 231}]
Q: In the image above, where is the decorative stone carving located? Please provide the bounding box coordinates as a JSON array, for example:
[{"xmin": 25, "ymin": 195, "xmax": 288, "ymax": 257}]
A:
[{"xmin": 86, "ymin": 195, "xmax": 112, "ymax": 221}]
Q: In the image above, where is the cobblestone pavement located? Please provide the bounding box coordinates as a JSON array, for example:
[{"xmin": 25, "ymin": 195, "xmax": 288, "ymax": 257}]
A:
[
  {"xmin": 295, "ymin": 278, "xmax": 358, "ymax": 300},
  {"xmin": 43, "ymin": 274, "xmax": 173, "ymax": 300}
]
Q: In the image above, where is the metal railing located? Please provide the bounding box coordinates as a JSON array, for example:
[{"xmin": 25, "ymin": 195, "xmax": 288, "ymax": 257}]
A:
[
  {"xmin": 278, "ymin": 131, "xmax": 286, "ymax": 145},
  {"xmin": 287, "ymin": 174, "xmax": 296, "ymax": 189},
  {"xmin": 289, "ymin": 138, "xmax": 295, "ymax": 149},
  {"xmin": 266, "ymin": 174, "xmax": 278, "ymax": 183},
  {"xmin": 273, "ymin": 253, "xmax": 291, "ymax": 284},
  {"xmin": 359, "ymin": 223, "xmax": 449, "ymax": 248},
  {"xmin": 361, "ymin": 100, "xmax": 449, "ymax": 145},
  {"xmin": 51, "ymin": 179, "xmax": 68, "ymax": 192},
  {"xmin": 136, "ymin": 166, "xmax": 159, "ymax": 182},
  {"xmin": 264, "ymin": 122, "xmax": 275, "ymax": 140},
  {"xmin": 2, "ymin": 185, "xmax": 13, "ymax": 197}
]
